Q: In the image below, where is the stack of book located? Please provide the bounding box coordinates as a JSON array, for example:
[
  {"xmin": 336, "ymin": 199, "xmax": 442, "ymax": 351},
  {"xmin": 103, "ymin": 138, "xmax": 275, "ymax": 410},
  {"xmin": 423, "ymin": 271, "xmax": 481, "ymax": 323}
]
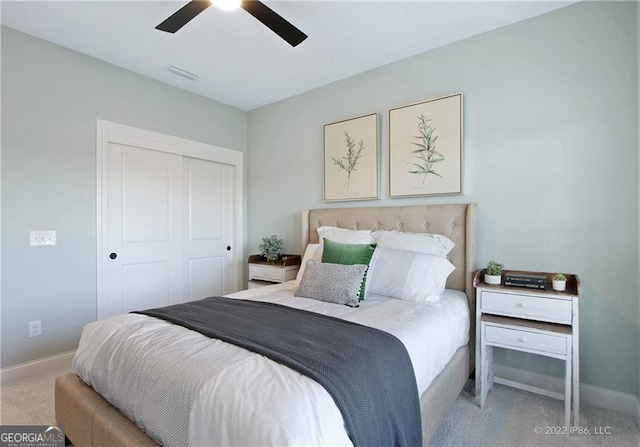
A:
[{"xmin": 504, "ymin": 273, "xmax": 546, "ymax": 289}]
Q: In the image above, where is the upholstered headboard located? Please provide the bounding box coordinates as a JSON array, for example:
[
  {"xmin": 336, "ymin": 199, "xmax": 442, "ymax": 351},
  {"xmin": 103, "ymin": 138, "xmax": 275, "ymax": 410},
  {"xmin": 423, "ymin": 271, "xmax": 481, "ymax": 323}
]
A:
[{"xmin": 302, "ymin": 203, "xmax": 477, "ymax": 371}]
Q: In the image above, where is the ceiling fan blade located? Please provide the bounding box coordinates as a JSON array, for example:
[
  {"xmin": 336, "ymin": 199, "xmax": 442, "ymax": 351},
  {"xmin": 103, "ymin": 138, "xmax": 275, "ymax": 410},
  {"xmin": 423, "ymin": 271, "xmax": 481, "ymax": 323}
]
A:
[
  {"xmin": 242, "ymin": 1, "xmax": 308, "ymax": 47},
  {"xmin": 156, "ymin": 1, "xmax": 212, "ymax": 34}
]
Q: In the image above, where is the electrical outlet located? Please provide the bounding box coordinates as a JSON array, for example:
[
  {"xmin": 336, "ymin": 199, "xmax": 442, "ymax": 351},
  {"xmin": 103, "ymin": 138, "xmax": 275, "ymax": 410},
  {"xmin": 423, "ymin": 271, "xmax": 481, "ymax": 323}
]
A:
[{"xmin": 28, "ymin": 320, "xmax": 42, "ymax": 337}]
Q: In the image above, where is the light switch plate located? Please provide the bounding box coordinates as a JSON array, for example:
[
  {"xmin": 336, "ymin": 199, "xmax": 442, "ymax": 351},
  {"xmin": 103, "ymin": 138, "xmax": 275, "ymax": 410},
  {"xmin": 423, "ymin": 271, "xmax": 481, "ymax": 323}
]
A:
[{"xmin": 30, "ymin": 231, "xmax": 56, "ymax": 247}]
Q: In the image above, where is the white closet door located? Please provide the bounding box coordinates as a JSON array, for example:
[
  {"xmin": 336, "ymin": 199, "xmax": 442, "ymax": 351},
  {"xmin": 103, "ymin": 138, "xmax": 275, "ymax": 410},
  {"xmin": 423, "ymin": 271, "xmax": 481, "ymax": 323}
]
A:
[
  {"xmin": 183, "ymin": 157, "xmax": 236, "ymax": 300},
  {"xmin": 98, "ymin": 120, "xmax": 243, "ymax": 320},
  {"xmin": 104, "ymin": 143, "xmax": 185, "ymax": 317}
]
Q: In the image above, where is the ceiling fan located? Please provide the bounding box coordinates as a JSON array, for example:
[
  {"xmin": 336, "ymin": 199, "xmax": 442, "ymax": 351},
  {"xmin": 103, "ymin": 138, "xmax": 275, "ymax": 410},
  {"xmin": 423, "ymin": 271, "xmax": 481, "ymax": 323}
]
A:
[{"xmin": 156, "ymin": 0, "xmax": 308, "ymax": 47}]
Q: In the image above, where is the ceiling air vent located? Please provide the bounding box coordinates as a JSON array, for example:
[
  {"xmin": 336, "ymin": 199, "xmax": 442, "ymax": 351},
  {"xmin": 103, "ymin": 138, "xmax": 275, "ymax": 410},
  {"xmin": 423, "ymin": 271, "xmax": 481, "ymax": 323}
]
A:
[{"xmin": 167, "ymin": 65, "xmax": 199, "ymax": 81}]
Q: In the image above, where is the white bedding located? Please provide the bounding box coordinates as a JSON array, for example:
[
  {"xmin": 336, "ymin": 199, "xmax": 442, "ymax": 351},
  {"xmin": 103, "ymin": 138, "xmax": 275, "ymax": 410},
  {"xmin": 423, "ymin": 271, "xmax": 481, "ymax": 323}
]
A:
[{"xmin": 73, "ymin": 282, "xmax": 469, "ymax": 447}]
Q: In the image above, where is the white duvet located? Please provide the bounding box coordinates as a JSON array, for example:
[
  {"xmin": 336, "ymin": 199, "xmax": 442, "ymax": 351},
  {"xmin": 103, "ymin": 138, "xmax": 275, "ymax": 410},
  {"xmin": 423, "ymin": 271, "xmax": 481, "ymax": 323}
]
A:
[{"xmin": 73, "ymin": 282, "xmax": 469, "ymax": 447}]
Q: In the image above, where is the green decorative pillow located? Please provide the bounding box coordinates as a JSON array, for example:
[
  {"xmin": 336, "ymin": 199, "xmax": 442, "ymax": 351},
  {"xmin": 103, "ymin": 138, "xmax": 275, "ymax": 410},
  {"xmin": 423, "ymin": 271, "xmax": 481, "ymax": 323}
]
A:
[{"xmin": 321, "ymin": 238, "xmax": 376, "ymax": 300}]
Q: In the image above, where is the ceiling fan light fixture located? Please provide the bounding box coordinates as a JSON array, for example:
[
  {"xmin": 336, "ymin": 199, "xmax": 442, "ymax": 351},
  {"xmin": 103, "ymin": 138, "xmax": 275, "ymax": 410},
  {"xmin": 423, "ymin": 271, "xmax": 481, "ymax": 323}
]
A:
[
  {"xmin": 156, "ymin": 0, "xmax": 307, "ymax": 47},
  {"xmin": 212, "ymin": 0, "xmax": 242, "ymax": 11}
]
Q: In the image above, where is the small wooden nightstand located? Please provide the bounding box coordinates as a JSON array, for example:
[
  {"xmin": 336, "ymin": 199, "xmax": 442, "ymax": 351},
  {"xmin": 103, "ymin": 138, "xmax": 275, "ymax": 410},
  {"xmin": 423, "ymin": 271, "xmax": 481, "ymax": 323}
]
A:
[
  {"xmin": 248, "ymin": 254, "xmax": 301, "ymax": 289},
  {"xmin": 474, "ymin": 270, "xmax": 580, "ymax": 427}
]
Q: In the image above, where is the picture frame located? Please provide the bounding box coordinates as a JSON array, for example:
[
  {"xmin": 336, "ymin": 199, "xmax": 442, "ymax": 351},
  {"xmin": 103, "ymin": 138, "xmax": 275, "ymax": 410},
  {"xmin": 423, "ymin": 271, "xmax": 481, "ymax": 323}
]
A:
[
  {"xmin": 324, "ymin": 113, "xmax": 379, "ymax": 202},
  {"xmin": 388, "ymin": 93, "xmax": 463, "ymax": 197}
]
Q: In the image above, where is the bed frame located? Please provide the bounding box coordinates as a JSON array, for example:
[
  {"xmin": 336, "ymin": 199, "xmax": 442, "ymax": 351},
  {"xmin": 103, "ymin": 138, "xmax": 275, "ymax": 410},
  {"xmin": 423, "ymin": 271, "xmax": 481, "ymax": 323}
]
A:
[
  {"xmin": 303, "ymin": 203, "xmax": 477, "ymax": 441},
  {"xmin": 56, "ymin": 203, "xmax": 477, "ymax": 446}
]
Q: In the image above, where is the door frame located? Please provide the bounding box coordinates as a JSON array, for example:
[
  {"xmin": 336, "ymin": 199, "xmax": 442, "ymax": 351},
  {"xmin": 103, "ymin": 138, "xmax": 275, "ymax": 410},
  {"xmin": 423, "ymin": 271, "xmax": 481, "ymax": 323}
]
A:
[{"xmin": 96, "ymin": 119, "xmax": 244, "ymax": 319}]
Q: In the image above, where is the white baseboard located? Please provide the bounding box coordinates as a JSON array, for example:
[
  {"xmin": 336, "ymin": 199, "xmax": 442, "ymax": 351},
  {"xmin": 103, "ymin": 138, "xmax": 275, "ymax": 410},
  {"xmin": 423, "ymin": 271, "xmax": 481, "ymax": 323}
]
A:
[
  {"xmin": 0, "ymin": 351, "xmax": 75, "ymax": 386},
  {"xmin": 494, "ymin": 364, "xmax": 640, "ymax": 424}
]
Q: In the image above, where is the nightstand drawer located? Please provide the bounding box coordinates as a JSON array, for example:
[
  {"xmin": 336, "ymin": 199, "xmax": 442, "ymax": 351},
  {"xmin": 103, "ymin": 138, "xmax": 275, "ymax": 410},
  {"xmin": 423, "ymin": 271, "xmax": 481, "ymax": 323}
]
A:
[
  {"xmin": 250, "ymin": 265, "xmax": 285, "ymax": 282},
  {"xmin": 247, "ymin": 280, "xmax": 274, "ymax": 289},
  {"xmin": 482, "ymin": 291, "xmax": 572, "ymax": 324},
  {"xmin": 485, "ymin": 325, "xmax": 568, "ymax": 356}
]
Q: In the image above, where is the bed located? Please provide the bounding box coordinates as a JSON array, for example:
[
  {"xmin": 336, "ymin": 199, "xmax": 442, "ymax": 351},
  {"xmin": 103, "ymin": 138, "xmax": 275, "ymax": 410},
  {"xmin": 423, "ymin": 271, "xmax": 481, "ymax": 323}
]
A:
[{"xmin": 56, "ymin": 203, "xmax": 477, "ymax": 446}]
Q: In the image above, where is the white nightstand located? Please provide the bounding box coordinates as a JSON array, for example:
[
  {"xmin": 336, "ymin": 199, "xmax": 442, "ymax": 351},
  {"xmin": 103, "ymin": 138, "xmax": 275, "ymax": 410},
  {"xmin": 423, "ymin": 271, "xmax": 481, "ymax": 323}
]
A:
[
  {"xmin": 248, "ymin": 255, "xmax": 301, "ymax": 289},
  {"xmin": 474, "ymin": 270, "xmax": 580, "ymax": 427}
]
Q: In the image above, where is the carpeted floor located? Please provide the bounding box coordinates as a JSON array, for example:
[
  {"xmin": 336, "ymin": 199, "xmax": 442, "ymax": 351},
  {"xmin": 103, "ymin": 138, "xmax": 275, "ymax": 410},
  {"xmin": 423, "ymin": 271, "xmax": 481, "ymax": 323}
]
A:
[
  {"xmin": 0, "ymin": 365, "xmax": 72, "ymax": 426},
  {"xmin": 1, "ymin": 367, "xmax": 639, "ymax": 446},
  {"xmin": 431, "ymin": 381, "xmax": 640, "ymax": 447}
]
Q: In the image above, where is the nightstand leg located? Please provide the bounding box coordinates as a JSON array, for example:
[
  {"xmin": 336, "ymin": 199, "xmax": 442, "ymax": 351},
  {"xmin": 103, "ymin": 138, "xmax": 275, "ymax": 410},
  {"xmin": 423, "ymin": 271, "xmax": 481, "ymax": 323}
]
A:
[
  {"xmin": 487, "ymin": 345, "xmax": 494, "ymax": 391},
  {"xmin": 475, "ymin": 360, "xmax": 481, "ymax": 405},
  {"xmin": 565, "ymin": 342, "xmax": 572, "ymax": 429},
  {"xmin": 572, "ymin": 303, "xmax": 580, "ymax": 427},
  {"xmin": 480, "ymin": 334, "xmax": 488, "ymax": 409}
]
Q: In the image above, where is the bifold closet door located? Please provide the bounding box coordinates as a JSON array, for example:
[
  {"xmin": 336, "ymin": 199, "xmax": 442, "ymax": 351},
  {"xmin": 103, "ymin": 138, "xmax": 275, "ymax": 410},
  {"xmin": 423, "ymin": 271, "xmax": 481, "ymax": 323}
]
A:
[{"xmin": 103, "ymin": 143, "xmax": 235, "ymax": 318}]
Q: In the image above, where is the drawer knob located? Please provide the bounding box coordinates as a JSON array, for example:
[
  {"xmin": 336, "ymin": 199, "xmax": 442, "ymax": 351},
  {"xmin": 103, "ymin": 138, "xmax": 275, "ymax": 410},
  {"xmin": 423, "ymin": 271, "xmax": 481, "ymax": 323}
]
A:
[
  {"xmin": 518, "ymin": 337, "xmax": 526, "ymax": 343},
  {"xmin": 518, "ymin": 303, "xmax": 527, "ymax": 308}
]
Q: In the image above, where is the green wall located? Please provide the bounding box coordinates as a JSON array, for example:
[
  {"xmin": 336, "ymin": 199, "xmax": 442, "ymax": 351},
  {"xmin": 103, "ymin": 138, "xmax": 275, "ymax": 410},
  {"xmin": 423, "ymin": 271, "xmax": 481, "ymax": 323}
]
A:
[
  {"xmin": 1, "ymin": 26, "xmax": 248, "ymax": 367},
  {"xmin": 248, "ymin": 1, "xmax": 640, "ymax": 395},
  {"xmin": 637, "ymin": 0, "xmax": 640, "ymax": 403},
  {"xmin": 2, "ymin": 1, "xmax": 639, "ymax": 399}
]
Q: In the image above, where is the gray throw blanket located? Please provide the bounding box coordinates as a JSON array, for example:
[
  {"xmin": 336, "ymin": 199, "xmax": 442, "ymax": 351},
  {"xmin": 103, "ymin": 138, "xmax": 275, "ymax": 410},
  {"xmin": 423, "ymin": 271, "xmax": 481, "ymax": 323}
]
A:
[{"xmin": 135, "ymin": 297, "xmax": 422, "ymax": 447}]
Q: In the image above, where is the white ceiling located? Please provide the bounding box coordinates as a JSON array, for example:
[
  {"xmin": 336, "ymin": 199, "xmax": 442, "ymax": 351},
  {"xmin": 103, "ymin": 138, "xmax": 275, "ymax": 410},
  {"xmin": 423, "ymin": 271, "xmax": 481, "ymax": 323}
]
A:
[{"xmin": 1, "ymin": 1, "xmax": 573, "ymax": 111}]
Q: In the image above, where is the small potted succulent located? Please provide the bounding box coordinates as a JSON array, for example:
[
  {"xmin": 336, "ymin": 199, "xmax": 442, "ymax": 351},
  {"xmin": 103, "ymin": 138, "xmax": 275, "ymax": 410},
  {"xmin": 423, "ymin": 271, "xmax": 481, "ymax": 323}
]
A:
[
  {"xmin": 484, "ymin": 261, "xmax": 503, "ymax": 285},
  {"xmin": 259, "ymin": 234, "xmax": 284, "ymax": 263},
  {"xmin": 552, "ymin": 273, "xmax": 567, "ymax": 291}
]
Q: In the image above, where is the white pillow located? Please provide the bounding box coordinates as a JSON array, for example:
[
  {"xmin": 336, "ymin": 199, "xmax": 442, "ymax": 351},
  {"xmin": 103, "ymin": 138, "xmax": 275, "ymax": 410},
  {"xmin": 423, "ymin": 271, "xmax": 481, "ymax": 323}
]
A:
[
  {"xmin": 372, "ymin": 230, "xmax": 455, "ymax": 258},
  {"xmin": 367, "ymin": 246, "xmax": 455, "ymax": 303},
  {"xmin": 317, "ymin": 226, "xmax": 375, "ymax": 245},
  {"xmin": 296, "ymin": 243, "xmax": 322, "ymax": 282}
]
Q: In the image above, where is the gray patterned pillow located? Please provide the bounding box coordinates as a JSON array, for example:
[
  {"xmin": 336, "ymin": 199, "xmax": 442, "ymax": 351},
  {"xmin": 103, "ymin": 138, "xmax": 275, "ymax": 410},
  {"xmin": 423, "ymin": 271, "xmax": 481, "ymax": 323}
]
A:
[{"xmin": 295, "ymin": 260, "xmax": 367, "ymax": 307}]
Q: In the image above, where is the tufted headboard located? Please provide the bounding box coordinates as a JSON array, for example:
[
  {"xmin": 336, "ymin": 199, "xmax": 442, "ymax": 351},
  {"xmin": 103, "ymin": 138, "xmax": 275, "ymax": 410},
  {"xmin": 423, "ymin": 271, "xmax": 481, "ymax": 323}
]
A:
[{"xmin": 302, "ymin": 203, "xmax": 477, "ymax": 370}]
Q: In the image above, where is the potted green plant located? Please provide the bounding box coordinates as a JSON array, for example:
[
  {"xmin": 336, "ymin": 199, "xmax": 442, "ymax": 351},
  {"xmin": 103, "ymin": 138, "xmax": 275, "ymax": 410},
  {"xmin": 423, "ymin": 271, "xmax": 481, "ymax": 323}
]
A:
[
  {"xmin": 259, "ymin": 234, "xmax": 284, "ymax": 263},
  {"xmin": 484, "ymin": 261, "xmax": 503, "ymax": 285},
  {"xmin": 552, "ymin": 273, "xmax": 567, "ymax": 291}
]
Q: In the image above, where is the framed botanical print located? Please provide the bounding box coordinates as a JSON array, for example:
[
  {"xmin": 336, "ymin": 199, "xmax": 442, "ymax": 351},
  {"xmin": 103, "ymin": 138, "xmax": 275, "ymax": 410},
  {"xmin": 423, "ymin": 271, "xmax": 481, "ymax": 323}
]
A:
[
  {"xmin": 324, "ymin": 113, "xmax": 379, "ymax": 202},
  {"xmin": 389, "ymin": 93, "xmax": 462, "ymax": 197}
]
